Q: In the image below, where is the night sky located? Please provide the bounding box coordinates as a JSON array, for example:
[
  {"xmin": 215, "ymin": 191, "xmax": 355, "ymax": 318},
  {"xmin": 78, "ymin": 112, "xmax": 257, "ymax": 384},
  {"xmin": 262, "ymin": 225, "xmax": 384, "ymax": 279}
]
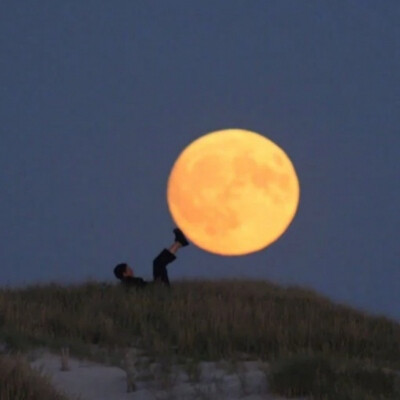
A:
[{"xmin": 1, "ymin": 1, "xmax": 399, "ymax": 321}]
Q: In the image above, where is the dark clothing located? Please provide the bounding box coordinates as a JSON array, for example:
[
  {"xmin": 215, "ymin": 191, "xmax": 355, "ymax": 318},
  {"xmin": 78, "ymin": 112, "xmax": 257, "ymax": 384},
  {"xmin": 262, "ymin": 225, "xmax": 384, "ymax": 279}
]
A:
[
  {"xmin": 121, "ymin": 276, "xmax": 148, "ymax": 289},
  {"xmin": 153, "ymin": 248, "xmax": 176, "ymax": 287},
  {"xmin": 121, "ymin": 248, "xmax": 176, "ymax": 289}
]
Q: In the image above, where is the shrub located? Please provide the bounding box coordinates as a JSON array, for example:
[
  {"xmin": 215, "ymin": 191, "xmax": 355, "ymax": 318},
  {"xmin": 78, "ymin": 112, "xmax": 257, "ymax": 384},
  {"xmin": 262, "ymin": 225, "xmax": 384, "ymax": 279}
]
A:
[
  {"xmin": 269, "ymin": 353, "xmax": 399, "ymax": 400},
  {"xmin": 0, "ymin": 354, "xmax": 69, "ymax": 400}
]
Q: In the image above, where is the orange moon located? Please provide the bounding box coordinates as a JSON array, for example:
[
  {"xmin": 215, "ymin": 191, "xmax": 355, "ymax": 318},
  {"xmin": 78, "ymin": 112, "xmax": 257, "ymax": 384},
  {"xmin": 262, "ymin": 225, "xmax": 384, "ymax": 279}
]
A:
[{"xmin": 167, "ymin": 129, "xmax": 300, "ymax": 255}]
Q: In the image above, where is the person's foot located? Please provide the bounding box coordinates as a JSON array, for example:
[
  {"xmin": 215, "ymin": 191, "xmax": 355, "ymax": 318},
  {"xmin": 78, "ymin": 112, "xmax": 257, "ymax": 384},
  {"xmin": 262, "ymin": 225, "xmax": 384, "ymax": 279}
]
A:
[{"xmin": 173, "ymin": 228, "xmax": 189, "ymax": 246}]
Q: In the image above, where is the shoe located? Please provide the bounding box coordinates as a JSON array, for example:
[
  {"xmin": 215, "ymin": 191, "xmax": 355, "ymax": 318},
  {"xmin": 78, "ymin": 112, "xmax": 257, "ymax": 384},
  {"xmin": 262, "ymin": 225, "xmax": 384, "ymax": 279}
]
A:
[{"xmin": 173, "ymin": 228, "xmax": 189, "ymax": 246}]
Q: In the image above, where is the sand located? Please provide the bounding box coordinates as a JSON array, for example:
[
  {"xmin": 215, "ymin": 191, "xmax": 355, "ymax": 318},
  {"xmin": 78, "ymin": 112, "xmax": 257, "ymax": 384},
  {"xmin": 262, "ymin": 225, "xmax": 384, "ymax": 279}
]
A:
[{"xmin": 30, "ymin": 350, "xmax": 304, "ymax": 400}]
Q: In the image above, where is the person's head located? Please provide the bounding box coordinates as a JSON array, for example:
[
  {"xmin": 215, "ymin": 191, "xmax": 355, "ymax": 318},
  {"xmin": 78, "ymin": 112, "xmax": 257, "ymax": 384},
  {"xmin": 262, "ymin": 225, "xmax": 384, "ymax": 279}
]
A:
[{"xmin": 113, "ymin": 263, "xmax": 133, "ymax": 280}]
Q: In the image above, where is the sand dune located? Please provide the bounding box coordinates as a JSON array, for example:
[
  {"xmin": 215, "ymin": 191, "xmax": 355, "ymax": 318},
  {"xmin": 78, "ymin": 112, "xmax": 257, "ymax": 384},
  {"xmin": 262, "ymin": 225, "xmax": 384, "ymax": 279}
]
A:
[{"xmin": 30, "ymin": 350, "xmax": 302, "ymax": 400}]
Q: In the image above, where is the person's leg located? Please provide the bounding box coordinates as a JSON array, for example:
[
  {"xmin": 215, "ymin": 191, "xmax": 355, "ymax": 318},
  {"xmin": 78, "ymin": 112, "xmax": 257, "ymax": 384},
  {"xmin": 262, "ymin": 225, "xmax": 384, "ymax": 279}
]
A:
[
  {"xmin": 152, "ymin": 229, "xmax": 189, "ymax": 286},
  {"xmin": 168, "ymin": 242, "xmax": 182, "ymax": 254},
  {"xmin": 153, "ymin": 247, "xmax": 178, "ymax": 286}
]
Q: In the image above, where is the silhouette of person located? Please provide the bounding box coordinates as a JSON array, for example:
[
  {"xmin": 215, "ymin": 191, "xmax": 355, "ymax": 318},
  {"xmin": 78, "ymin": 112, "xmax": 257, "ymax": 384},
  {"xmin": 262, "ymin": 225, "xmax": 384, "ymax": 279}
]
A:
[{"xmin": 113, "ymin": 228, "xmax": 189, "ymax": 288}]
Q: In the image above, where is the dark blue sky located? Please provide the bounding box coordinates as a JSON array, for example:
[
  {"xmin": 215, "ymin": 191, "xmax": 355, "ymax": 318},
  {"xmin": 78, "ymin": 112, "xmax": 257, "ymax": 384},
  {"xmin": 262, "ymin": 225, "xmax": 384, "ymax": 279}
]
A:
[{"xmin": 1, "ymin": 1, "xmax": 399, "ymax": 320}]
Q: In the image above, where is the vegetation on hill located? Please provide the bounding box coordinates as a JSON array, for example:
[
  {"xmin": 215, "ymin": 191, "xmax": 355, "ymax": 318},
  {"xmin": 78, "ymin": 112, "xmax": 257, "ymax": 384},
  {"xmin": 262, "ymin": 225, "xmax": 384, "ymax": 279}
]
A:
[
  {"xmin": 0, "ymin": 354, "xmax": 69, "ymax": 400},
  {"xmin": 0, "ymin": 279, "xmax": 399, "ymax": 399}
]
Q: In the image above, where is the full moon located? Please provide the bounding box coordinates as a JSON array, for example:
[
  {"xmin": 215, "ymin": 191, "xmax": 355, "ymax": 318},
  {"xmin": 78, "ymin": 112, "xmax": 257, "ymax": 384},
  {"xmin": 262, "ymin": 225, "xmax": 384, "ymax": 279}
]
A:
[{"xmin": 167, "ymin": 129, "xmax": 300, "ymax": 255}]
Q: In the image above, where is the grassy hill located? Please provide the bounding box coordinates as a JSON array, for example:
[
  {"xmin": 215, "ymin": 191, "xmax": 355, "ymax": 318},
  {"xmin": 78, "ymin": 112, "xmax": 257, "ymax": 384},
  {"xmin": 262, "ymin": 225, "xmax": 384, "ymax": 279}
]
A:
[{"xmin": 0, "ymin": 279, "xmax": 399, "ymax": 399}]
